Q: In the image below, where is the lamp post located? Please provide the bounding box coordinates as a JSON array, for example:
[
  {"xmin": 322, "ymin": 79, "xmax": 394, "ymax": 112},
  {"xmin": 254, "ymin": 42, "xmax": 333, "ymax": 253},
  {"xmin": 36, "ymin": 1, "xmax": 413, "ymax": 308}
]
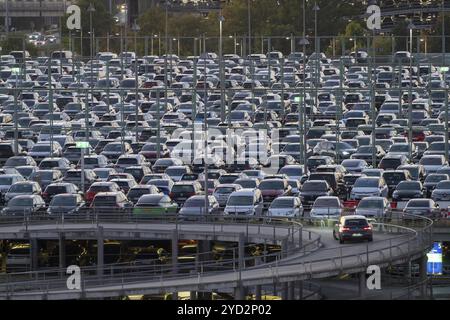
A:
[
  {"xmin": 219, "ymin": 13, "xmax": 225, "ymax": 122},
  {"xmin": 5, "ymin": 0, "xmax": 9, "ymax": 36},
  {"xmin": 88, "ymin": 3, "xmax": 95, "ymax": 61},
  {"xmin": 87, "ymin": 3, "xmax": 95, "ymax": 145},
  {"xmin": 408, "ymin": 21, "xmax": 415, "ymax": 54},
  {"xmin": 299, "ymin": 37, "xmax": 309, "ymax": 168},
  {"xmin": 132, "ymin": 20, "xmax": 140, "ymax": 143},
  {"xmin": 408, "ymin": 22, "xmax": 415, "ymax": 160},
  {"xmin": 313, "ymin": 2, "xmax": 320, "ymax": 116},
  {"xmin": 247, "ymin": 0, "xmax": 251, "ymax": 57},
  {"xmin": 313, "ymin": 2, "xmax": 320, "ymax": 53}
]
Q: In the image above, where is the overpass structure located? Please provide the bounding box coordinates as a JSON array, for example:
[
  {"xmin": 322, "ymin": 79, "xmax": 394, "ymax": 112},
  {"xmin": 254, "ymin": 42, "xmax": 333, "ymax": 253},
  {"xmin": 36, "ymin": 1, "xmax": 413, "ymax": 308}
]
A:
[
  {"xmin": 0, "ymin": 1, "xmax": 71, "ymax": 18},
  {"xmin": 0, "ymin": 214, "xmax": 433, "ymax": 300}
]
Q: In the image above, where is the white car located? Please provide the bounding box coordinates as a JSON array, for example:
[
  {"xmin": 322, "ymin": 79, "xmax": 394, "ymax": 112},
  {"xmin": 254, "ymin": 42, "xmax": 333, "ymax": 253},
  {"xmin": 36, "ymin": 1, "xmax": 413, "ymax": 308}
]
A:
[
  {"xmin": 267, "ymin": 196, "xmax": 303, "ymax": 218},
  {"xmin": 310, "ymin": 196, "xmax": 343, "ymax": 219}
]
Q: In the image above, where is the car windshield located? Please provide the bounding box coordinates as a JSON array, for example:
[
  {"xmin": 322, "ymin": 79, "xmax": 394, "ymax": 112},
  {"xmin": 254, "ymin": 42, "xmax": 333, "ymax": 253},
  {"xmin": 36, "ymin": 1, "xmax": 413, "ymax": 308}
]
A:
[
  {"xmin": 314, "ymin": 198, "xmax": 339, "ymax": 207},
  {"xmin": 166, "ymin": 168, "xmax": 187, "ymax": 175},
  {"xmin": 31, "ymin": 145, "xmax": 51, "ymax": 152},
  {"xmin": 421, "ymin": 158, "xmax": 443, "ymax": 165},
  {"xmin": 302, "ymin": 182, "xmax": 326, "ymax": 191},
  {"xmin": 184, "ymin": 199, "xmax": 207, "ymax": 207},
  {"xmin": 397, "ymin": 182, "xmax": 420, "ymax": 190},
  {"xmin": 271, "ymin": 198, "xmax": 294, "ymax": 208},
  {"xmin": 390, "ymin": 145, "xmax": 409, "ymax": 152},
  {"xmin": 50, "ymin": 197, "xmax": 77, "ymax": 206},
  {"xmin": 9, "ymin": 184, "xmax": 32, "ymax": 193},
  {"xmin": 215, "ymin": 187, "xmax": 235, "ymax": 194},
  {"xmin": 227, "ymin": 195, "xmax": 254, "ymax": 206},
  {"xmin": 425, "ymin": 175, "xmax": 447, "ymax": 183},
  {"xmin": 117, "ymin": 158, "xmax": 138, "ymax": 165},
  {"xmin": 344, "ymin": 219, "xmax": 368, "ymax": 227},
  {"xmin": 259, "ymin": 181, "xmax": 284, "ymax": 190},
  {"xmin": 92, "ymin": 196, "xmax": 117, "ymax": 205},
  {"xmin": 436, "ymin": 181, "xmax": 450, "ymax": 189},
  {"xmin": 354, "ymin": 179, "xmax": 378, "ymax": 188},
  {"xmin": 8, "ymin": 197, "xmax": 33, "ymax": 207},
  {"xmin": 358, "ymin": 200, "xmax": 383, "ymax": 209},
  {"xmin": 171, "ymin": 185, "xmax": 194, "ymax": 193},
  {"xmin": 407, "ymin": 200, "xmax": 431, "ymax": 208},
  {"xmin": 0, "ymin": 177, "xmax": 13, "ymax": 185}
]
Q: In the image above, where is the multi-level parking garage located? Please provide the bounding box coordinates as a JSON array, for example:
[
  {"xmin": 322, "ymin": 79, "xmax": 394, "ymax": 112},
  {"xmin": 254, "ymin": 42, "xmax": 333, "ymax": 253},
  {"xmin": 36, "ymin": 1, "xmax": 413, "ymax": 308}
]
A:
[{"xmin": 1, "ymin": 18, "xmax": 450, "ymax": 297}]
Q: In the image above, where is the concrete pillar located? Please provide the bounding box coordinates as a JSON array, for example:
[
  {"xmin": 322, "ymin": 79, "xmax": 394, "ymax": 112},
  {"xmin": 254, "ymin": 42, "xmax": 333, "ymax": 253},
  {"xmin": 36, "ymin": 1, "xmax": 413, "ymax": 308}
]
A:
[
  {"xmin": 171, "ymin": 229, "xmax": 178, "ymax": 274},
  {"xmin": 171, "ymin": 229, "xmax": 179, "ymax": 300},
  {"xmin": 58, "ymin": 234, "xmax": 66, "ymax": 271},
  {"xmin": 282, "ymin": 238, "xmax": 289, "ymax": 258},
  {"xmin": 288, "ymin": 281, "xmax": 295, "ymax": 300},
  {"xmin": 405, "ymin": 260, "xmax": 412, "ymax": 285},
  {"xmin": 238, "ymin": 233, "xmax": 245, "ymax": 270},
  {"xmin": 190, "ymin": 291, "xmax": 197, "ymax": 300},
  {"xmin": 30, "ymin": 239, "xmax": 39, "ymax": 271},
  {"xmin": 281, "ymin": 282, "xmax": 288, "ymax": 300},
  {"xmin": 358, "ymin": 271, "xmax": 366, "ymax": 298},
  {"xmin": 234, "ymin": 283, "xmax": 245, "ymax": 300},
  {"xmin": 419, "ymin": 255, "xmax": 428, "ymax": 298},
  {"xmin": 298, "ymin": 280, "xmax": 303, "ymax": 300},
  {"xmin": 255, "ymin": 285, "xmax": 262, "ymax": 300},
  {"xmin": 97, "ymin": 226, "xmax": 104, "ymax": 277},
  {"xmin": 197, "ymin": 292, "xmax": 212, "ymax": 300}
]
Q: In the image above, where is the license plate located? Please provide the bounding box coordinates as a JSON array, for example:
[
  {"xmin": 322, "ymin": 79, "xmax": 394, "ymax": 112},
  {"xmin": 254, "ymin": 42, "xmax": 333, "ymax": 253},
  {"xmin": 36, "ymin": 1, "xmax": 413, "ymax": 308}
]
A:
[{"xmin": 352, "ymin": 233, "xmax": 362, "ymax": 237}]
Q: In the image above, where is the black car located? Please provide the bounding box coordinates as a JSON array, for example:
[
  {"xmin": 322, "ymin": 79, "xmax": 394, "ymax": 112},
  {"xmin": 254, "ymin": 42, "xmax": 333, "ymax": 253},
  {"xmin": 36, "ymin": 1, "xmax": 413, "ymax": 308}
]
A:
[
  {"xmin": 299, "ymin": 180, "xmax": 333, "ymax": 207},
  {"xmin": 382, "ymin": 170, "xmax": 412, "ymax": 196},
  {"xmin": 392, "ymin": 181, "xmax": 425, "ymax": 202}
]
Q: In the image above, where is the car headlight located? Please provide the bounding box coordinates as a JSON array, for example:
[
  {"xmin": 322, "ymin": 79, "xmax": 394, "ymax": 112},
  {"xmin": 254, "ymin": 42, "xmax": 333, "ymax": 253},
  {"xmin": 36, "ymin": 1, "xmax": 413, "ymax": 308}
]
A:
[{"xmin": 342, "ymin": 151, "xmax": 350, "ymax": 156}]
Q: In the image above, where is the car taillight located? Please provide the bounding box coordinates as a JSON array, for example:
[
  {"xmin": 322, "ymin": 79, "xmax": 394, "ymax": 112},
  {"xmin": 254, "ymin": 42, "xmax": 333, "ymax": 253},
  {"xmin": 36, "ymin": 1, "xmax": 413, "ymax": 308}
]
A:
[
  {"xmin": 341, "ymin": 227, "xmax": 350, "ymax": 232},
  {"xmin": 391, "ymin": 201, "xmax": 397, "ymax": 209},
  {"xmin": 363, "ymin": 226, "xmax": 372, "ymax": 231},
  {"xmin": 42, "ymin": 192, "xmax": 48, "ymax": 198},
  {"xmin": 86, "ymin": 191, "xmax": 95, "ymax": 201},
  {"xmin": 169, "ymin": 192, "xmax": 174, "ymax": 199}
]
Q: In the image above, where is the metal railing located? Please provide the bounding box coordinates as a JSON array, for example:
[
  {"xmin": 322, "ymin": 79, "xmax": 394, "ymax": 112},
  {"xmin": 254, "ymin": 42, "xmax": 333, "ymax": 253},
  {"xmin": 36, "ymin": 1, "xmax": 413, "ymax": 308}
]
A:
[{"xmin": 0, "ymin": 213, "xmax": 432, "ymax": 298}]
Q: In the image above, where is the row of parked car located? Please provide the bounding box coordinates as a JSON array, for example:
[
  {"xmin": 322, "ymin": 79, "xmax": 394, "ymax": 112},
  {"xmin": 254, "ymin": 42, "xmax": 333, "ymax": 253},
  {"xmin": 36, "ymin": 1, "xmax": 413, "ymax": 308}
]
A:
[{"xmin": 0, "ymin": 48, "xmax": 448, "ymax": 222}]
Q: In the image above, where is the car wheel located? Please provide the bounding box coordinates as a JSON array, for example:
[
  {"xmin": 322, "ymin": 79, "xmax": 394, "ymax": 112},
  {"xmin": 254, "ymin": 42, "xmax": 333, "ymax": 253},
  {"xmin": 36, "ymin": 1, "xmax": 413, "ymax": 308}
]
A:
[
  {"xmin": 339, "ymin": 238, "xmax": 344, "ymax": 244},
  {"xmin": 368, "ymin": 236, "xmax": 373, "ymax": 242},
  {"xmin": 333, "ymin": 230, "xmax": 338, "ymax": 240}
]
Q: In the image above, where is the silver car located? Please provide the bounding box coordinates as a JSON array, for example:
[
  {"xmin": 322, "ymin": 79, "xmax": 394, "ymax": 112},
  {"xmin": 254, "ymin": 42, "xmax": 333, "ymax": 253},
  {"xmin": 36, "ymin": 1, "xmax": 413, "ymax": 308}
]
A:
[
  {"xmin": 213, "ymin": 184, "xmax": 242, "ymax": 207},
  {"xmin": 267, "ymin": 196, "xmax": 303, "ymax": 218}
]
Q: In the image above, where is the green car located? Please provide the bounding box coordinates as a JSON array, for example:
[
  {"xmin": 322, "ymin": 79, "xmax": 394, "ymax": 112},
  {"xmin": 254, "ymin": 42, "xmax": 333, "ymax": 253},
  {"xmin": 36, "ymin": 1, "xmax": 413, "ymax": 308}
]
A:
[{"xmin": 133, "ymin": 194, "xmax": 178, "ymax": 216}]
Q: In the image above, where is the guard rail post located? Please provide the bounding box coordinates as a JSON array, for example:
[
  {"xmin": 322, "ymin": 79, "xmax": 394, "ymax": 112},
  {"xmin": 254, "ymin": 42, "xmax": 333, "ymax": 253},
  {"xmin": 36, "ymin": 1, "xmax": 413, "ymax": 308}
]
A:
[
  {"xmin": 97, "ymin": 226, "xmax": 104, "ymax": 277},
  {"xmin": 358, "ymin": 271, "xmax": 366, "ymax": 298},
  {"xmin": 30, "ymin": 238, "xmax": 39, "ymax": 271},
  {"xmin": 58, "ymin": 232, "xmax": 66, "ymax": 276}
]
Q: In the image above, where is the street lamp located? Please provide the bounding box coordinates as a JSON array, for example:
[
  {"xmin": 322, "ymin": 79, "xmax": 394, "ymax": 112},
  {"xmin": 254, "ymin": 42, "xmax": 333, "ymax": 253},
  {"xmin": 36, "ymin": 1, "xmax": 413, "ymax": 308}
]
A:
[
  {"xmin": 87, "ymin": 3, "xmax": 96, "ymax": 60},
  {"xmin": 247, "ymin": 0, "xmax": 251, "ymax": 57},
  {"xmin": 313, "ymin": 2, "xmax": 320, "ymax": 54},
  {"xmin": 408, "ymin": 22, "xmax": 415, "ymax": 54},
  {"xmin": 132, "ymin": 20, "xmax": 140, "ymax": 142},
  {"xmin": 299, "ymin": 37, "xmax": 309, "ymax": 168},
  {"xmin": 219, "ymin": 13, "xmax": 225, "ymax": 122}
]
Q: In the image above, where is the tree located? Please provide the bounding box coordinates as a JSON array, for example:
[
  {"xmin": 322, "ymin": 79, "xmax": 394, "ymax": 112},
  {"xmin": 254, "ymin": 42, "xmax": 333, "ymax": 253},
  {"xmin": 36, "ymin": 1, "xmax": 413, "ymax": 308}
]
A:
[
  {"xmin": 427, "ymin": 13, "xmax": 450, "ymax": 54},
  {"xmin": 62, "ymin": 0, "xmax": 114, "ymax": 57},
  {"xmin": 0, "ymin": 36, "xmax": 38, "ymax": 56}
]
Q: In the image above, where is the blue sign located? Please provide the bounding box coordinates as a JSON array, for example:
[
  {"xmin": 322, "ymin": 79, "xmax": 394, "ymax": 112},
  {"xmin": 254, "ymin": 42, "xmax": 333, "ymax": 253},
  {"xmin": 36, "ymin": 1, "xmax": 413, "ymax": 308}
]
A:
[{"xmin": 427, "ymin": 242, "xmax": 443, "ymax": 275}]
